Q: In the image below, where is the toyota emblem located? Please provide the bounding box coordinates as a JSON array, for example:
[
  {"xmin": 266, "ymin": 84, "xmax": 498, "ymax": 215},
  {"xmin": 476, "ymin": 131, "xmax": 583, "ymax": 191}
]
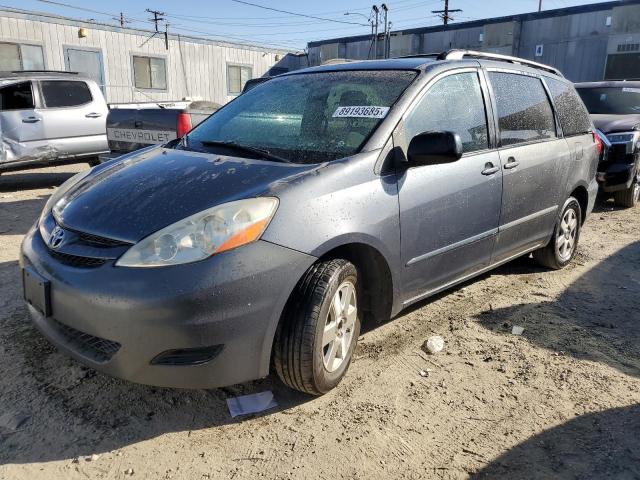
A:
[{"xmin": 49, "ymin": 226, "xmax": 65, "ymax": 250}]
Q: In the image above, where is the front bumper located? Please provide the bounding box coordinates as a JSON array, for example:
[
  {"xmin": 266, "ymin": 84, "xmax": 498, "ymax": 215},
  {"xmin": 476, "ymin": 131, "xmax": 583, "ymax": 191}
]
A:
[
  {"xmin": 597, "ymin": 162, "xmax": 637, "ymax": 192},
  {"xmin": 20, "ymin": 225, "xmax": 316, "ymax": 389}
]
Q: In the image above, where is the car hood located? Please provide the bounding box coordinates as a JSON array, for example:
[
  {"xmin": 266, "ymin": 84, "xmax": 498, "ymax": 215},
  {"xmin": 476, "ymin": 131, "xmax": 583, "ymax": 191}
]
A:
[
  {"xmin": 53, "ymin": 146, "xmax": 319, "ymax": 243},
  {"xmin": 591, "ymin": 114, "xmax": 640, "ymax": 134}
]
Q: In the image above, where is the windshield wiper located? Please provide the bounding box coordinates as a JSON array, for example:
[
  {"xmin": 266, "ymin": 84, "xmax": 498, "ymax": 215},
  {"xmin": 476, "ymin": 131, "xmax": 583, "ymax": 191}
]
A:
[{"xmin": 198, "ymin": 140, "xmax": 291, "ymax": 163}]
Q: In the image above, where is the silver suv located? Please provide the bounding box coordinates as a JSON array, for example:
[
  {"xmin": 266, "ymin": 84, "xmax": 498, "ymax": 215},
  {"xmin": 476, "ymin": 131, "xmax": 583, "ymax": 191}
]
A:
[{"xmin": 0, "ymin": 71, "xmax": 108, "ymax": 173}]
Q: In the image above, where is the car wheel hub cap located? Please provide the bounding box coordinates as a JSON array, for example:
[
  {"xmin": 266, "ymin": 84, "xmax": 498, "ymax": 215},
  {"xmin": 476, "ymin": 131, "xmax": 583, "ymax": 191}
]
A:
[
  {"xmin": 322, "ymin": 280, "xmax": 357, "ymax": 373},
  {"xmin": 556, "ymin": 208, "xmax": 578, "ymax": 262}
]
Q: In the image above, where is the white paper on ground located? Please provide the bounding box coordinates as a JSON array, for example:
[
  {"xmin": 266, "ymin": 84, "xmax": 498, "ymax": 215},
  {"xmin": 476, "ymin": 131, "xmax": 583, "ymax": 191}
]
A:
[
  {"xmin": 226, "ymin": 391, "xmax": 278, "ymax": 418},
  {"xmin": 511, "ymin": 325, "xmax": 525, "ymax": 336}
]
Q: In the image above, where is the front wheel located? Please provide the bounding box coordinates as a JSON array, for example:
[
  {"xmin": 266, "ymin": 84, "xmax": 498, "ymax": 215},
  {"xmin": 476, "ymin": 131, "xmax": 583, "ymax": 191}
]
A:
[
  {"xmin": 533, "ymin": 197, "xmax": 582, "ymax": 270},
  {"xmin": 273, "ymin": 259, "xmax": 360, "ymax": 395}
]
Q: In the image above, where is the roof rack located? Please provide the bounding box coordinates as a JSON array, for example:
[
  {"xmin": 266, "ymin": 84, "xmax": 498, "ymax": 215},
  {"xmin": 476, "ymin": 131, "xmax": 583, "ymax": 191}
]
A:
[
  {"xmin": 0, "ymin": 70, "xmax": 79, "ymax": 76},
  {"xmin": 437, "ymin": 50, "xmax": 563, "ymax": 77}
]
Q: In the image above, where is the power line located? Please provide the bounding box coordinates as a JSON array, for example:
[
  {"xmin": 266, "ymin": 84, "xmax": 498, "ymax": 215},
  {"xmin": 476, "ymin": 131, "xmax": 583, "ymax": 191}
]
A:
[{"xmin": 230, "ymin": 0, "xmax": 369, "ymax": 26}]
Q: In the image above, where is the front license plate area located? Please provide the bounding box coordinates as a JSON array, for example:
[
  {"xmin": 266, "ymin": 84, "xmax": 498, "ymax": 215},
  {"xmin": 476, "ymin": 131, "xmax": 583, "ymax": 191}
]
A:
[{"xmin": 23, "ymin": 267, "xmax": 51, "ymax": 317}]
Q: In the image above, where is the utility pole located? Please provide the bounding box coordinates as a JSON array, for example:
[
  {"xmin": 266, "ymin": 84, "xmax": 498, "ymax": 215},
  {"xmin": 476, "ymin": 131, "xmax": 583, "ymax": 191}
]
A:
[
  {"xmin": 146, "ymin": 8, "xmax": 165, "ymax": 32},
  {"xmin": 381, "ymin": 4, "xmax": 388, "ymax": 59},
  {"xmin": 432, "ymin": 0, "xmax": 462, "ymax": 26},
  {"xmin": 538, "ymin": 0, "xmax": 542, "ymax": 12},
  {"xmin": 112, "ymin": 12, "xmax": 130, "ymax": 27},
  {"xmin": 372, "ymin": 5, "xmax": 379, "ymax": 59}
]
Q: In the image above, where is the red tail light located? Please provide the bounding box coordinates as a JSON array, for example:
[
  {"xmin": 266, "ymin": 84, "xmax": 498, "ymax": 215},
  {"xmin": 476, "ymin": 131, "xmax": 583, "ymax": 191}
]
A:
[
  {"xmin": 593, "ymin": 131, "xmax": 604, "ymax": 156},
  {"xmin": 177, "ymin": 112, "xmax": 192, "ymax": 138}
]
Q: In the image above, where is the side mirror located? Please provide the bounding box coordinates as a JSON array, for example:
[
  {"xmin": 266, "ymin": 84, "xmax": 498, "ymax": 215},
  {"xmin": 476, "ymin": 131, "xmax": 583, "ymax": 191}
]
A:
[{"xmin": 407, "ymin": 131, "xmax": 463, "ymax": 167}]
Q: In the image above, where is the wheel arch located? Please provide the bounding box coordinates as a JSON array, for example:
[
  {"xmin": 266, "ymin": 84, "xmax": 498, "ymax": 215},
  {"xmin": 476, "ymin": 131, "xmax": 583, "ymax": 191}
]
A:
[{"xmin": 569, "ymin": 183, "xmax": 589, "ymax": 223}]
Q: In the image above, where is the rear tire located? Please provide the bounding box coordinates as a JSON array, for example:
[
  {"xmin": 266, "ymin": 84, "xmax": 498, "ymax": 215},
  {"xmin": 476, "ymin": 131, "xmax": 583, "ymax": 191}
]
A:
[
  {"xmin": 533, "ymin": 197, "xmax": 581, "ymax": 270},
  {"xmin": 613, "ymin": 180, "xmax": 639, "ymax": 208},
  {"xmin": 273, "ymin": 259, "xmax": 360, "ymax": 395}
]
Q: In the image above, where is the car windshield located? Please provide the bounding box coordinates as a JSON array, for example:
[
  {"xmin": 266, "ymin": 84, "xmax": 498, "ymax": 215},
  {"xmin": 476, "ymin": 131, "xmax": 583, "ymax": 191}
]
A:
[
  {"xmin": 183, "ymin": 70, "xmax": 417, "ymax": 163},
  {"xmin": 577, "ymin": 86, "xmax": 640, "ymax": 114}
]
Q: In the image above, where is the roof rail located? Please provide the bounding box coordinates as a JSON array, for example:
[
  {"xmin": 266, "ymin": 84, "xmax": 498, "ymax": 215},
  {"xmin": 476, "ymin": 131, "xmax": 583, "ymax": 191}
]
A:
[
  {"xmin": 6, "ymin": 70, "xmax": 79, "ymax": 75},
  {"xmin": 437, "ymin": 49, "xmax": 563, "ymax": 77}
]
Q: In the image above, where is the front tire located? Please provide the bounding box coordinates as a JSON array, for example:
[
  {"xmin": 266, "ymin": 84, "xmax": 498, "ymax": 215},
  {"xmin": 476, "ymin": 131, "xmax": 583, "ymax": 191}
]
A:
[
  {"xmin": 533, "ymin": 197, "xmax": 582, "ymax": 270},
  {"xmin": 274, "ymin": 259, "xmax": 360, "ymax": 395}
]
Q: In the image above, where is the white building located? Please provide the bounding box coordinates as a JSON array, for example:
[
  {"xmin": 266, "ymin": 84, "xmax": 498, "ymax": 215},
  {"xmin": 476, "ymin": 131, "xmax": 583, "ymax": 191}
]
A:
[{"xmin": 0, "ymin": 7, "xmax": 303, "ymax": 104}]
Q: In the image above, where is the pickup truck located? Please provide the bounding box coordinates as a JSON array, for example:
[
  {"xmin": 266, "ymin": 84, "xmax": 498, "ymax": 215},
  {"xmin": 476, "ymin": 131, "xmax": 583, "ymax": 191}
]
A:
[
  {"xmin": 0, "ymin": 71, "xmax": 108, "ymax": 173},
  {"xmin": 101, "ymin": 100, "xmax": 220, "ymax": 161}
]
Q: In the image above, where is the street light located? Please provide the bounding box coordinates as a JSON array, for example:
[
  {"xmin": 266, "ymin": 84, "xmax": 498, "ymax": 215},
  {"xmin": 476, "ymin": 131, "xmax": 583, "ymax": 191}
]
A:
[{"xmin": 344, "ymin": 11, "xmax": 371, "ymax": 22}]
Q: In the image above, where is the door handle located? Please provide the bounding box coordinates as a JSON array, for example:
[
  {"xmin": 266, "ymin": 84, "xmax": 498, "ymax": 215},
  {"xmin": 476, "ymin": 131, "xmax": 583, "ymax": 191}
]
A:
[
  {"xmin": 85, "ymin": 112, "xmax": 102, "ymax": 118},
  {"xmin": 22, "ymin": 117, "xmax": 40, "ymax": 123},
  {"xmin": 504, "ymin": 157, "xmax": 519, "ymax": 169},
  {"xmin": 481, "ymin": 163, "xmax": 500, "ymax": 175}
]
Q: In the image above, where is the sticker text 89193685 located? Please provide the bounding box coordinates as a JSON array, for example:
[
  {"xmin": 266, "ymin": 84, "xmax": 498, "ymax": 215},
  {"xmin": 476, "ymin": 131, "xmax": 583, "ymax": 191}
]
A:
[{"xmin": 332, "ymin": 106, "xmax": 390, "ymax": 119}]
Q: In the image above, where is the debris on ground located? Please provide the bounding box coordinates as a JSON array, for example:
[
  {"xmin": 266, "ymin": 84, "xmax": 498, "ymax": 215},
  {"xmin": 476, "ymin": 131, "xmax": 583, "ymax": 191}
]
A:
[
  {"xmin": 423, "ymin": 335, "xmax": 445, "ymax": 354},
  {"xmin": 226, "ymin": 391, "xmax": 278, "ymax": 418},
  {"xmin": 511, "ymin": 326, "xmax": 525, "ymax": 336}
]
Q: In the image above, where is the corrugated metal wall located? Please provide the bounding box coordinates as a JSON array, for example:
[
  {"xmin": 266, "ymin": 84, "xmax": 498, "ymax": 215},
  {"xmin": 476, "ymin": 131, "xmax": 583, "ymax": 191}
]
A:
[
  {"xmin": 0, "ymin": 10, "xmax": 288, "ymax": 104},
  {"xmin": 308, "ymin": 2, "xmax": 640, "ymax": 82}
]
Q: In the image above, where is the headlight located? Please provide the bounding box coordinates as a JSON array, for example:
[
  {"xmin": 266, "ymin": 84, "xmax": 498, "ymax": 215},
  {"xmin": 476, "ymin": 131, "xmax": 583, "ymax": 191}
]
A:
[
  {"xmin": 607, "ymin": 132, "xmax": 637, "ymax": 143},
  {"xmin": 39, "ymin": 168, "xmax": 93, "ymax": 242},
  {"xmin": 116, "ymin": 197, "xmax": 279, "ymax": 267}
]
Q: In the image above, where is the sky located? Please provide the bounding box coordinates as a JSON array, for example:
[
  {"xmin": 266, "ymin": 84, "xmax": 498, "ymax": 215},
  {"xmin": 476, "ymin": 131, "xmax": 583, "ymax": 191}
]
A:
[{"xmin": 1, "ymin": 0, "xmax": 610, "ymax": 50}]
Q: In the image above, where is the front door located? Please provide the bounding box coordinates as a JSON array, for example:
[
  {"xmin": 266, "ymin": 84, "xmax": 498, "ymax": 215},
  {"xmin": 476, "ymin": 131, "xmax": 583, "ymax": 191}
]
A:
[
  {"xmin": 486, "ymin": 71, "xmax": 569, "ymax": 263},
  {"xmin": 396, "ymin": 69, "xmax": 503, "ymax": 305},
  {"xmin": 65, "ymin": 48, "xmax": 105, "ymax": 96},
  {"xmin": 0, "ymin": 81, "xmax": 46, "ymax": 162}
]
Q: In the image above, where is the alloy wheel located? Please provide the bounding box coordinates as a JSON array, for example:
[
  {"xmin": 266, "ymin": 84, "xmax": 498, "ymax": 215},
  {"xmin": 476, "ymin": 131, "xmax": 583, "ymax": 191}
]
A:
[
  {"xmin": 556, "ymin": 208, "xmax": 578, "ymax": 262},
  {"xmin": 322, "ymin": 280, "xmax": 357, "ymax": 372}
]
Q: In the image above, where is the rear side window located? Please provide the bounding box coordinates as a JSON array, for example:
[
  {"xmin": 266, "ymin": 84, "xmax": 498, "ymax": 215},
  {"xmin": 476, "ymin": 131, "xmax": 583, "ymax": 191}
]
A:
[
  {"xmin": 546, "ymin": 78, "xmax": 592, "ymax": 137},
  {"xmin": 405, "ymin": 71, "xmax": 489, "ymax": 153},
  {"xmin": 0, "ymin": 81, "xmax": 34, "ymax": 110},
  {"xmin": 489, "ymin": 72, "xmax": 556, "ymax": 146},
  {"xmin": 41, "ymin": 80, "xmax": 92, "ymax": 108}
]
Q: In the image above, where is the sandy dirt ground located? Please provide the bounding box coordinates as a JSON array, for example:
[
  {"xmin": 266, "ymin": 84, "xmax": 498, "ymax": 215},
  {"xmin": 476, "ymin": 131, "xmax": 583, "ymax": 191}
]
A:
[{"xmin": 0, "ymin": 164, "xmax": 639, "ymax": 480}]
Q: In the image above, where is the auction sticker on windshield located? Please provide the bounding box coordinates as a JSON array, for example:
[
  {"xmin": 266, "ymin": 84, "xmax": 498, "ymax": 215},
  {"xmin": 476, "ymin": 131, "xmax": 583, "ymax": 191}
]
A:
[{"xmin": 332, "ymin": 106, "xmax": 389, "ymax": 119}]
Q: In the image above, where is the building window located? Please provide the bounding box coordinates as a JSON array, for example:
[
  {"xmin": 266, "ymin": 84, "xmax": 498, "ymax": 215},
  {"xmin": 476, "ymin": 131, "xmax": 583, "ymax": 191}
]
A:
[
  {"xmin": 133, "ymin": 55, "xmax": 167, "ymax": 90},
  {"xmin": 0, "ymin": 42, "xmax": 44, "ymax": 70},
  {"xmin": 227, "ymin": 64, "xmax": 252, "ymax": 95}
]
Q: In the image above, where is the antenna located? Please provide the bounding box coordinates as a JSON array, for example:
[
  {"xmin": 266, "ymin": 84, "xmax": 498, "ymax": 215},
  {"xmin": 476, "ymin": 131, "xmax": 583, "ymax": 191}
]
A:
[
  {"xmin": 432, "ymin": 0, "xmax": 462, "ymax": 25},
  {"xmin": 146, "ymin": 8, "xmax": 165, "ymax": 32}
]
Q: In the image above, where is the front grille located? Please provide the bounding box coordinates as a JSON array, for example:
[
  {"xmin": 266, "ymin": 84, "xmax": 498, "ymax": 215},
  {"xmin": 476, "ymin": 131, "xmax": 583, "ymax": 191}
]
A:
[
  {"xmin": 50, "ymin": 318, "xmax": 121, "ymax": 363},
  {"xmin": 76, "ymin": 231, "xmax": 130, "ymax": 247},
  {"xmin": 49, "ymin": 251, "xmax": 106, "ymax": 268}
]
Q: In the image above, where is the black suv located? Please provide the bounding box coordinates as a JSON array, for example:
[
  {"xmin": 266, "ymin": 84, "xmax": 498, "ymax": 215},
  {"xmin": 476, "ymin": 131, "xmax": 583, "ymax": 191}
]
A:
[{"xmin": 576, "ymin": 81, "xmax": 640, "ymax": 207}]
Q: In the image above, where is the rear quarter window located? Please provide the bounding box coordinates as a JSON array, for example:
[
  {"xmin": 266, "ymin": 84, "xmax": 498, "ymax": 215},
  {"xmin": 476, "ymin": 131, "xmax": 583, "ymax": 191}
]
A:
[
  {"xmin": 41, "ymin": 80, "xmax": 93, "ymax": 108},
  {"xmin": 489, "ymin": 72, "xmax": 556, "ymax": 146},
  {"xmin": 545, "ymin": 78, "xmax": 592, "ymax": 137}
]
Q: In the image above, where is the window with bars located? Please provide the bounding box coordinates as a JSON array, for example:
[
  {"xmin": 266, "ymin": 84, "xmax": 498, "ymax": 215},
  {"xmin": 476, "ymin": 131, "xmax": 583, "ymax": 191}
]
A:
[
  {"xmin": 0, "ymin": 42, "xmax": 44, "ymax": 70},
  {"xmin": 227, "ymin": 64, "xmax": 252, "ymax": 95},
  {"xmin": 132, "ymin": 55, "xmax": 167, "ymax": 90}
]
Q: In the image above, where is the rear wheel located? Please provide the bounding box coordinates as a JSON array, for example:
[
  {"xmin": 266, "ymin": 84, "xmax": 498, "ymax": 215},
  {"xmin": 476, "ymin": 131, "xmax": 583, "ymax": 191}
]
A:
[
  {"xmin": 273, "ymin": 259, "xmax": 360, "ymax": 395},
  {"xmin": 533, "ymin": 197, "xmax": 581, "ymax": 270},
  {"xmin": 613, "ymin": 176, "xmax": 639, "ymax": 208}
]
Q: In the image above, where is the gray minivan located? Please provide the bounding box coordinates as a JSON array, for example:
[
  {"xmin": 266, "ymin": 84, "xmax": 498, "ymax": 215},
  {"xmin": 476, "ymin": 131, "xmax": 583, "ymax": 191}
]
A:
[
  {"xmin": 0, "ymin": 71, "xmax": 108, "ymax": 172},
  {"xmin": 21, "ymin": 51, "xmax": 599, "ymax": 395}
]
